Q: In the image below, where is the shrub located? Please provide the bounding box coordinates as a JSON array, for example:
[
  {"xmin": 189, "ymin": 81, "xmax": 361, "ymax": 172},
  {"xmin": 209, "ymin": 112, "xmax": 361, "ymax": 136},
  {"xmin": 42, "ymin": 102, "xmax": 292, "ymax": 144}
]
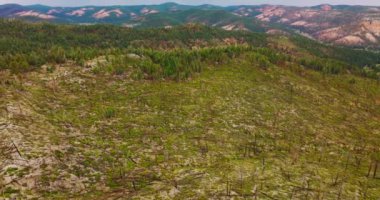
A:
[{"xmin": 103, "ymin": 107, "xmax": 116, "ymax": 119}]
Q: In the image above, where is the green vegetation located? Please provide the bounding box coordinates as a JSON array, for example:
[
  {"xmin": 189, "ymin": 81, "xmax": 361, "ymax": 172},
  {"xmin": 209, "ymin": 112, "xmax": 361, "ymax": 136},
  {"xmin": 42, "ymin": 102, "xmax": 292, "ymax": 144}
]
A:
[
  {"xmin": 137, "ymin": 9, "xmax": 265, "ymax": 32},
  {"xmin": 0, "ymin": 19, "xmax": 379, "ymax": 79},
  {"xmin": 0, "ymin": 20, "xmax": 379, "ymax": 199},
  {"xmin": 290, "ymin": 35, "xmax": 380, "ymax": 68},
  {"xmin": 0, "ymin": 19, "xmax": 266, "ymax": 74}
]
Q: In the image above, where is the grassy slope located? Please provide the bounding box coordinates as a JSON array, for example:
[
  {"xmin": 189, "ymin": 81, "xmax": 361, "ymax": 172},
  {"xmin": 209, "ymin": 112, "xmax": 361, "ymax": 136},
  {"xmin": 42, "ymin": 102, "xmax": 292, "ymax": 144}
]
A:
[{"xmin": 1, "ymin": 56, "xmax": 379, "ymax": 199}]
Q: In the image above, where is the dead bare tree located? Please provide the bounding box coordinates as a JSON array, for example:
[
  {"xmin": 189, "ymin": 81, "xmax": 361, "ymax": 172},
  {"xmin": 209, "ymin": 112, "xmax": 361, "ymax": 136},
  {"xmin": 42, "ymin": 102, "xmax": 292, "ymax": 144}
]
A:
[
  {"xmin": 367, "ymin": 150, "xmax": 380, "ymax": 178},
  {"xmin": 0, "ymin": 140, "xmax": 18, "ymax": 162}
]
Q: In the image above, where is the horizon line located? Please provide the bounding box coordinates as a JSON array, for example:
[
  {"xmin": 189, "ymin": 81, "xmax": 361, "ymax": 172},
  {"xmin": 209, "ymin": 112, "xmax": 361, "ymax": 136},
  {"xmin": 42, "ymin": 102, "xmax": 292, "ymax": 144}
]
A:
[{"xmin": 1, "ymin": 2, "xmax": 378, "ymax": 8}]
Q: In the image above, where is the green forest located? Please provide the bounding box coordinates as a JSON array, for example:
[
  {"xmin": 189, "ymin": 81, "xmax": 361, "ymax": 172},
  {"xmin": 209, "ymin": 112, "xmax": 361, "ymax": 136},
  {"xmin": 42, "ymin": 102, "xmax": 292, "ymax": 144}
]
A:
[{"xmin": 0, "ymin": 19, "xmax": 379, "ymax": 79}]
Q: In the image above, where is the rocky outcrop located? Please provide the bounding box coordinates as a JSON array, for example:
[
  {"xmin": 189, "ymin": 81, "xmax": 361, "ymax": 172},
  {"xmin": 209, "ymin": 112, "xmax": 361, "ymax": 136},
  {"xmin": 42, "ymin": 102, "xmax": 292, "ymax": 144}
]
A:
[
  {"xmin": 140, "ymin": 8, "xmax": 159, "ymax": 15},
  {"xmin": 67, "ymin": 8, "xmax": 94, "ymax": 17},
  {"xmin": 253, "ymin": 5, "xmax": 380, "ymax": 47},
  {"xmin": 93, "ymin": 9, "xmax": 123, "ymax": 19},
  {"xmin": 15, "ymin": 10, "xmax": 55, "ymax": 19}
]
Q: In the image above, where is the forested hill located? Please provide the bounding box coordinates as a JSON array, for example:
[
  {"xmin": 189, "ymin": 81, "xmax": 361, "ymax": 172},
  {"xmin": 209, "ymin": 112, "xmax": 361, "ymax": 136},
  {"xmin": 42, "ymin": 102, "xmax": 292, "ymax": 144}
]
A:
[
  {"xmin": 0, "ymin": 19, "xmax": 379, "ymax": 79},
  {"xmin": 0, "ymin": 3, "xmax": 267, "ymax": 32},
  {"xmin": 1, "ymin": 3, "xmax": 380, "ymax": 47}
]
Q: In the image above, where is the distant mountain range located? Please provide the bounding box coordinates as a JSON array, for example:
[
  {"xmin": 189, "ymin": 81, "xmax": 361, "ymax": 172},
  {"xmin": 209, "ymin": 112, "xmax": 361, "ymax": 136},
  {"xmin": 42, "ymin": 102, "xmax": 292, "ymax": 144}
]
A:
[{"xmin": 1, "ymin": 3, "xmax": 380, "ymax": 47}]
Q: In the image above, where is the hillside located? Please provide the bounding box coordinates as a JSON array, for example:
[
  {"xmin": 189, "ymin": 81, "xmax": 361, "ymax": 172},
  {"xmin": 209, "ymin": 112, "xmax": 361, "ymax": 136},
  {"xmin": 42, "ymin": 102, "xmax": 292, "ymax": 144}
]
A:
[
  {"xmin": 0, "ymin": 20, "xmax": 380, "ymax": 199},
  {"xmin": 1, "ymin": 3, "xmax": 380, "ymax": 47},
  {"xmin": 131, "ymin": 9, "xmax": 265, "ymax": 32},
  {"xmin": 0, "ymin": 19, "xmax": 378, "ymax": 77},
  {"xmin": 251, "ymin": 4, "xmax": 380, "ymax": 47}
]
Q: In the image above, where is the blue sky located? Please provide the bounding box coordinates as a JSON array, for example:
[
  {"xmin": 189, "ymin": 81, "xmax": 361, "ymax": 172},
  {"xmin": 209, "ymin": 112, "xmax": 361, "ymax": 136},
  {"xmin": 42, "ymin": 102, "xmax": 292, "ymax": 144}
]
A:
[{"xmin": 1, "ymin": 0, "xmax": 380, "ymax": 6}]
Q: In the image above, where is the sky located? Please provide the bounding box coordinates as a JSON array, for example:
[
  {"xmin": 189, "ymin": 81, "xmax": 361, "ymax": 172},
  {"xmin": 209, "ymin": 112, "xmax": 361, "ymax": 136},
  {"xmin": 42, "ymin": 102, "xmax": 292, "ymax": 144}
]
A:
[{"xmin": 1, "ymin": 0, "xmax": 380, "ymax": 7}]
